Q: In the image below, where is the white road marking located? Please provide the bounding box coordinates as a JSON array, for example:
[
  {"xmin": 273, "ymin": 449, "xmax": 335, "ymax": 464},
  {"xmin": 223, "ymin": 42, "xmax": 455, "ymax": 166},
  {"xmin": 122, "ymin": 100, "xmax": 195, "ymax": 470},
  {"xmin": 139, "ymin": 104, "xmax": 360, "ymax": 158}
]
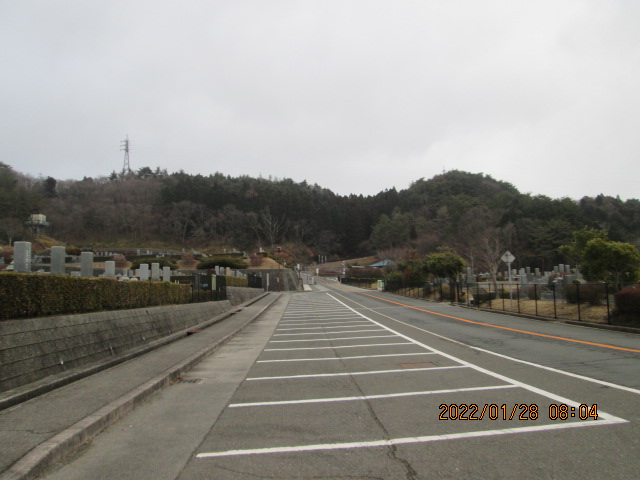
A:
[
  {"xmin": 196, "ymin": 419, "xmax": 627, "ymax": 458},
  {"xmin": 273, "ymin": 329, "xmax": 384, "ymax": 336},
  {"xmin": 257, "ymin": 352, "xmax": 436, "ymax": 363},
  {"xmin": 196, "ymin": 293, "xmax": 630, "ymax": 460},
  {"xmin": 276, "ymin": 324, "xmax": 372, "ymax": 331},
  {"xmin": 269, "ymin": 335, "xmax": 398, "ymax": 343},
  {"xmin": 326, "ymin": 294, "xmax": 628, "ymax": 423},
  {"xmin": 469, "ymin": 346, "xmax": 640, "ymax": 396},
  {"xmin": 264, "ymin": 343, "xmax": 413, "ymax": 351},
  {"xmin": 246, "ymin": 366, "xmax": 468, "ymax": 381},
  {"xmin": 335, "ymin": 292, "xmax": 640, "ymax": 397},
  {"xmin": 229, "ymin": 385, "xmax": 516, "ymax": 408}
]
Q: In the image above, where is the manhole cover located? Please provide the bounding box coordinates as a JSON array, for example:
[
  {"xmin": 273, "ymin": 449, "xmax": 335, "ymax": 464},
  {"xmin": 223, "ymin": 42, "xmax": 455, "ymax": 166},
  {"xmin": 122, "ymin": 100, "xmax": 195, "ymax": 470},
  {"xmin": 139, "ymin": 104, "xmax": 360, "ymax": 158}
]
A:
[{"xmin": 399, "ymin": 362, "xmax": 437, "ymax": 369}]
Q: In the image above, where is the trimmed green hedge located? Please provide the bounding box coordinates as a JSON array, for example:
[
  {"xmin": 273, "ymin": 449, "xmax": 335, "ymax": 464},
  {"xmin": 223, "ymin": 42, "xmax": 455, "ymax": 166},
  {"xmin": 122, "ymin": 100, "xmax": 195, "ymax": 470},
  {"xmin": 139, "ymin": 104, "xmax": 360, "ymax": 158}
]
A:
[
  {"xmin": 0, "ymin": 273, "xmax": 191, "ymax": 320},
  {"xmin": 225, "ymin": 275, "xmax": 248, "ymax": 287},
  {"xmin": 198, "ymin": 256, "xmax": 248, "ymax": 270}
]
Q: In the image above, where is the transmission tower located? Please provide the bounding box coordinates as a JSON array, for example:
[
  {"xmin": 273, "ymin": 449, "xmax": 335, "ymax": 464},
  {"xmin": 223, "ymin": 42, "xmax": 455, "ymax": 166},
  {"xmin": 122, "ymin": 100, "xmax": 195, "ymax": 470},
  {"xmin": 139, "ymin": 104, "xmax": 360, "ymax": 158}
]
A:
[{"xmin": 120, "ymin": 135, "xmax": 131, "ymax": 176}]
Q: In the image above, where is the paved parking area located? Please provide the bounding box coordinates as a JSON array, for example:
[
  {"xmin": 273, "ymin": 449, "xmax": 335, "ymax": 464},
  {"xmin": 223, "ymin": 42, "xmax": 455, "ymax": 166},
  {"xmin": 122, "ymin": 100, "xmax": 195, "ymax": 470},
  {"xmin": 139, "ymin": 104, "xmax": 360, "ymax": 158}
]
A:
[{"xmin": 194, "ymin": 292, "xmax": 627, "ymax": 464}]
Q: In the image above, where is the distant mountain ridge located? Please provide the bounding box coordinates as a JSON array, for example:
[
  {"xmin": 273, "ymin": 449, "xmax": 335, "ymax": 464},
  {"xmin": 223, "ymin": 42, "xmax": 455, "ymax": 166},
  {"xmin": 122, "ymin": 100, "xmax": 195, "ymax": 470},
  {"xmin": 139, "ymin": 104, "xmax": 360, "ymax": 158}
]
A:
[{"xmin": 1, "ymin": 164, "xmax": 638, "ymax": 271}]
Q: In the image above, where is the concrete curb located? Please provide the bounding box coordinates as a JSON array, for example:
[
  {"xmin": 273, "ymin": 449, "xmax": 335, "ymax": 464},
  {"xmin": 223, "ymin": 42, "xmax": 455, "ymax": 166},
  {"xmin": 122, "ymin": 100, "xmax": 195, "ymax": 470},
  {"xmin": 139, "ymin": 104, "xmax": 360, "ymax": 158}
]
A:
[{"xmin": 0, "ymin": 292, "xmax": 278, "ymax": 480}]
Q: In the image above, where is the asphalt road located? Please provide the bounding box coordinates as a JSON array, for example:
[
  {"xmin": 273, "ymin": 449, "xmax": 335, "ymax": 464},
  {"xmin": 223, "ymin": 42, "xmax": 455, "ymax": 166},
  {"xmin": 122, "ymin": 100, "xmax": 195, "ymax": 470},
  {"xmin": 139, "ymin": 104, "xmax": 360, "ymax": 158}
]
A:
[{"xmin": 40, "ymin": 280, "xmax": 640, "ymax": 479}]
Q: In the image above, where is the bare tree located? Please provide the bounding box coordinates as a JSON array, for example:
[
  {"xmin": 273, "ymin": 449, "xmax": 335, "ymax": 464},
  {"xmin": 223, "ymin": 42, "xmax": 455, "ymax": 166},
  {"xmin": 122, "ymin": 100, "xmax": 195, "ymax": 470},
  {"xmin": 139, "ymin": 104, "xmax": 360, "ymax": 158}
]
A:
[
  {"xmin": 478, "ymin": 224, "xmax": 515, "ymax": 280},
  {"xmin": 258, "ymin": 207, "xmax": 286, "ymax": 252}
]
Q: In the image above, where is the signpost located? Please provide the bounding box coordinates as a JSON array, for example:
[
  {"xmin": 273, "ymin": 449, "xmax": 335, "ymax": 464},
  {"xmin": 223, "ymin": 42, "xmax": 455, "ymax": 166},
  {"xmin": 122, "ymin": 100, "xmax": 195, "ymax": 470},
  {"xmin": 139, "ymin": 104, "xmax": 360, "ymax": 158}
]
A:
[{"xmin": 501, "ymin": 251, "xmax": 516, "ymax": 311}]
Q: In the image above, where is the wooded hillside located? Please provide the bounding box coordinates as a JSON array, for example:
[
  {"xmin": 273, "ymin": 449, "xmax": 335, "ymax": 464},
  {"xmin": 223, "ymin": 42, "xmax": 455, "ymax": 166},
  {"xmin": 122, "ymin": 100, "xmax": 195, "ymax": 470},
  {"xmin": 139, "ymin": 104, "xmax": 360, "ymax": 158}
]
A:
[{"xmin": 1, "ymin": 162, "xmax": 639, "ymax": 273}]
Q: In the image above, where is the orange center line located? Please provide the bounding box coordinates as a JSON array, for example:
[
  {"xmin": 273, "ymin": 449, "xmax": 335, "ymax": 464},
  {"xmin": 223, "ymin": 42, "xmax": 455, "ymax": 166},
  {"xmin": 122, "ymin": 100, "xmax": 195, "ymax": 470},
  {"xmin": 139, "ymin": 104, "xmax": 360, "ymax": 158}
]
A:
[{"xmin": 330, "ymin": 284, "xmax": 640, "ymax": 354}]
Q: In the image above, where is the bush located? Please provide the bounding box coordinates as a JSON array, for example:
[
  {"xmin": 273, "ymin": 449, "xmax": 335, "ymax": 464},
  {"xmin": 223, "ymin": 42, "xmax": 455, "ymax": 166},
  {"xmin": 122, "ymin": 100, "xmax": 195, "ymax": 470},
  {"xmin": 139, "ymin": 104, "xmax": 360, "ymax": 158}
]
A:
[
  {"xmin": 198, "ymin": 256, "xmax": 248, "ymax": 270},
  {"xmin": 225, "ymin": 275, "xmax": 249, "ymax": 287},
  {"xmin": 563, "ymin": 284, "xmax": 606, "ymax": 306},
  {"xmin": 130, "ymin": 257, "xmax": 177, "ymax": 270},
  {"xmin": 614, "ymin": 284, "xmax": 640, "ymax": 314},
  {"xmin": 346, "ymin": 267, "xmax": 383, "ymax": 279},
  {"xmin": 520, "ymin": 285, "xmax": 544, "ymax": 300},
  {"xmin": 0, "ymin": 272, "xmax": 190, "ymax": 320}
]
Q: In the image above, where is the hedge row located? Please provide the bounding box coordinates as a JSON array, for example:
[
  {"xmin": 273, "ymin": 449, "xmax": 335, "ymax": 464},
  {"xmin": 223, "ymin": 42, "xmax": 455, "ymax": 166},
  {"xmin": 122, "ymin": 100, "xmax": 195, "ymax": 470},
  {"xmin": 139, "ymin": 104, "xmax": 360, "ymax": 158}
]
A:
[
  {"xmin": 224, "ymin": 276, "xmax": 249, "ymax": 287},
  {"xmin": 0, "ymin": 273, "xmax": 191, "ymax": 320}
]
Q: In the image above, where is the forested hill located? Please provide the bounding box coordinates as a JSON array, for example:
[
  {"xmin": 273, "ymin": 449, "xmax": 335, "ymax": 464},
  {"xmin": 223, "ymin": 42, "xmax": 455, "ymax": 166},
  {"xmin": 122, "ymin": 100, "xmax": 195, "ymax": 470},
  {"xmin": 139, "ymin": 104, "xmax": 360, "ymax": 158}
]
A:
[{"xmin": 1, "ymin": 163, "xmax": 639, "ymax": 271}]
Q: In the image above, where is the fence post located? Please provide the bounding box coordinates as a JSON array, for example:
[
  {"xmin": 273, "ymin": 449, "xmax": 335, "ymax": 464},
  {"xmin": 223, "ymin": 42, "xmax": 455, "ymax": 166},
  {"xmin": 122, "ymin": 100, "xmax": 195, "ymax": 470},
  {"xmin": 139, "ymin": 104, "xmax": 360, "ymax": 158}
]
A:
[
  {"xmin": 605, "ymin": 283, "xmax": 611, "ymax": 324},
  {"xmin": 552, "ymin": 283, "xmax": 558, "ymax": 319},
  {"xmin": 516, "ymin": 285, "xmax": 521, "ymax": 314},
  {"xmin": 576, "ymin": 284, "xmax": 582, "ymax": 321},
  {"xmin": 534, "ymin": 284, "xmax": 539, "ymax": 317}
]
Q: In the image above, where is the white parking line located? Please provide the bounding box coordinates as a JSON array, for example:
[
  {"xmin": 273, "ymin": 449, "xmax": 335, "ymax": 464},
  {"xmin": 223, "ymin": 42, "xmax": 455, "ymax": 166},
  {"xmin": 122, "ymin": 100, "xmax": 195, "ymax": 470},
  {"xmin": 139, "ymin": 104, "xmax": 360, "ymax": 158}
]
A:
[
  {"xmin": 326, "ymin": 294, "xmax": 628, "ymax": 423},
  {"xmin": 229, "ymin": 385, "xmax": 516, "ymax": 408},
  {"xmin": 264, "ymin": 343, "xmax": 413, "ymax": 351},
  {"xmin": 273, "ymin": 329, "xmax": 385, "ymax": 337},
  {"xmin": 196, "ymin": 294, "xmax": 630, "ymax": 460},
  {"xmin": 246, "ymin": 366, "xmax": 468, "ymax": 381},
  {"xmin": 269, "ymin": 335, "xmax": 398, "ymax": 343},
  {"xmin": 276, "ymin": 324, "xmax": 372, "ymax": 331},
  {"xmin": 196, "ymin": 420, "xmax": 627, "ymax": 458},
  {"xmin": 257, "ymin": 352, "xmax": 436, "ymax": 363}
]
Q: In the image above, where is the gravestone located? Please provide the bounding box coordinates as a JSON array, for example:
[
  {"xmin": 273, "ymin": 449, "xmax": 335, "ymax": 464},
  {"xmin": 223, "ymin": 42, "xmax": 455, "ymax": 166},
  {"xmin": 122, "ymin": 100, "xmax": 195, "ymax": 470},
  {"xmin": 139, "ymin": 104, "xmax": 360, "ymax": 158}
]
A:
[
  {"xmin": 14, "ymin": 241, "xmax": 32, "ymax": 273},
  {"xmin": 105, "ymin": 261, "xmax": 116, "ymax": 279},
  {"xmin": 140, "ymin": 264, "xmax": 149, "ymax": 281},
  {"xmin": 151, "ymin": 263, "xmax": 160, "ymax": 281},
  {"xmin": 80, "ymin": 252, "xmax": 94, "ymax": 277},
  {"xmin": 162, "ymin": 266, "xmax": 171, "ymax": 282},
  {"xmin": 51, "ymin": 246, "xmax": 66, "ymax": 275},
  {"xmin": 519, "ymin": 268, "xmax": 528, "ymax": 284}
]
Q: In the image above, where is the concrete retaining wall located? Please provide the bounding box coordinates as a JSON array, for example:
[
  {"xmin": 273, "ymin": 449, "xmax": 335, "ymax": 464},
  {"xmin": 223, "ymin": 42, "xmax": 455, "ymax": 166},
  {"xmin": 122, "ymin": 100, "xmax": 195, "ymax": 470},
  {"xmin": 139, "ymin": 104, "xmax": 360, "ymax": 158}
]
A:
[
  {"xmin": 226, "ymin": 286, "xmax": 265, "ymax": 305},
  {"xmin": 0, "ymin": 288, "xmax": 265, "ymax": 394}
]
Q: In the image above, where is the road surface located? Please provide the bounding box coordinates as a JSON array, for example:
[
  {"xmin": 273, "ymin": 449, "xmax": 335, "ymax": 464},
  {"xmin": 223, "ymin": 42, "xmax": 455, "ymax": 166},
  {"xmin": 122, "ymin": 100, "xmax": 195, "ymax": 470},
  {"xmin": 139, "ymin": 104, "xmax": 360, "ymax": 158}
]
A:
[{"xmin": 40, "ymin": 279, "xmax": 640, "ymax": 479}]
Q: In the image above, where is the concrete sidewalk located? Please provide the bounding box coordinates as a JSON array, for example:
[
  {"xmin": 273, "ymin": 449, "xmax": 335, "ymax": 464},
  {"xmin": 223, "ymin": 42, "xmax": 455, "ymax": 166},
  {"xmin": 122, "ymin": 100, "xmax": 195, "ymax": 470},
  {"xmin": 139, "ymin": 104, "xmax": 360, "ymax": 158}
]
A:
[{"xmin": 0, "ymin": 293, "xmax": 280, "ymax": 480}]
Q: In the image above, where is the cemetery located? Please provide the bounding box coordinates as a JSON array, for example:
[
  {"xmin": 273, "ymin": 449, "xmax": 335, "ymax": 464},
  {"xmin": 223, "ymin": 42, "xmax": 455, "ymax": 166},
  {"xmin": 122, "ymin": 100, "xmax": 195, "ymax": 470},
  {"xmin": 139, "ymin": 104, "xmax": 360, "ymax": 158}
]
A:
[
  {"xmin": 341, "ymin": 259, "xmax": 639, "ymax": 327},
  {"xmin": 0, "ymin": 241, "xmax": 274, "ymax": 409}
]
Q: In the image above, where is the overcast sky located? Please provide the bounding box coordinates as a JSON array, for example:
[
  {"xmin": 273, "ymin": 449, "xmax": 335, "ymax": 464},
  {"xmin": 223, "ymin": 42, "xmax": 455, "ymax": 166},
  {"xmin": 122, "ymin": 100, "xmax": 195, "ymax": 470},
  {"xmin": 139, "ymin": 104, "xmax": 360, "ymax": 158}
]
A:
[{"xmin": 1, "ymin": 1, "xmax": 638, "ymax": 200}]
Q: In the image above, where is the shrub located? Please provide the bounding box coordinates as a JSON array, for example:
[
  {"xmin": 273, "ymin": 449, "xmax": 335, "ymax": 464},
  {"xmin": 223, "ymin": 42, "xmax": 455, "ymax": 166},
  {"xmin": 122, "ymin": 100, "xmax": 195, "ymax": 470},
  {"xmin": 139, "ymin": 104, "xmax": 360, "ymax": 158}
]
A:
[
  {"xmin": 563, "ymin": 284, "xmax": 606, "ymax": 306},
  {"xmin": 614, "ymin": 284, "xmax": 640, "ymax": 314},
  {"xmin": 346, "ymin": 267, "xmax": 383, "ymax": 279},
  {"xmin": 225, "ymin": 275, "xmax": 249, "ymax": 287},
  {"xmin": 130, "ymin": 257, "xmax": 177, "ymax": 270},
  {"xmin": 521, "ymin": 285, "xmax": 544, "ymax": 300},
  {"xmin": 113, "ymin": 255, "xmax": 128, "ymax": 268},
  {"xmin": 250, "ymin": 254, "xmax": 264, "ymax": 267},
  {"xmin": 198, "ymin": 256, "xmax": 248, "ymax": 270}
]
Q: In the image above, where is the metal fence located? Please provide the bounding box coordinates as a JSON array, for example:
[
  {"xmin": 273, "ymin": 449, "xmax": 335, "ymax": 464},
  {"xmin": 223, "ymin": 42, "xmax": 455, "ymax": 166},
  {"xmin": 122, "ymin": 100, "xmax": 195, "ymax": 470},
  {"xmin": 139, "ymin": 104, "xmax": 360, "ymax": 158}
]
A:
[
  {"xmin": 186, "ymin": 272, "xmax": 264, "ymax": 302},
  {"xmin": 366, "ymin": 278, "xmax": 633, "ymax": 324}
]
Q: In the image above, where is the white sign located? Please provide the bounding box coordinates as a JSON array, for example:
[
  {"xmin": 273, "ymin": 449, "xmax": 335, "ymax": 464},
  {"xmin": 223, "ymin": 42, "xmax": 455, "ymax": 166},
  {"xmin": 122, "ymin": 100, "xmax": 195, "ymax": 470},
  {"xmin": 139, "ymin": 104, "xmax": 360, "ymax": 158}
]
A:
[{"xmin": 501, "ymin": 251, "xmax": 515, "ymax": 264}]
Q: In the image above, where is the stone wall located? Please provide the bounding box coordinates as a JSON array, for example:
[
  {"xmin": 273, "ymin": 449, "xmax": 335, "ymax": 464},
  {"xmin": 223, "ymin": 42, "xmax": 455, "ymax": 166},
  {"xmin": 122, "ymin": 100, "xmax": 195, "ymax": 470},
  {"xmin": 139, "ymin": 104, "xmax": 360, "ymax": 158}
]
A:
[{"xmin": 0, "ymin": 287, "xmax": 265, "ymax": 395}]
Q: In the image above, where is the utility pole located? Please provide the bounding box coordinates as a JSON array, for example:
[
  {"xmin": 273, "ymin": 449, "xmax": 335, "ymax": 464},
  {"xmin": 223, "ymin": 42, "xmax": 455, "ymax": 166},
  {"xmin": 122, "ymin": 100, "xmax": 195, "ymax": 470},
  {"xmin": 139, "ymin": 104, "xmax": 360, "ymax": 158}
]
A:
[{"xmin": 120, "ymin": 135, "xmax": 131, "ymax": 176}]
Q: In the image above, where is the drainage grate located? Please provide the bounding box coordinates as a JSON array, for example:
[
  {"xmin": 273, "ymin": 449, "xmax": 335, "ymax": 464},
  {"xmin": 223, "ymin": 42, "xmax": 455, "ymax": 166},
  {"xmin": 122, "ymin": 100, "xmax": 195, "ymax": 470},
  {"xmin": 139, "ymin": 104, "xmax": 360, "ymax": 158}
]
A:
[
  {"xmin": 176, "ymin": 378, "xmax": 204, "ymax": 384},
  {"xmin": 399, "ymin": 362, "xmax": 438, "ymax": 369}
]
